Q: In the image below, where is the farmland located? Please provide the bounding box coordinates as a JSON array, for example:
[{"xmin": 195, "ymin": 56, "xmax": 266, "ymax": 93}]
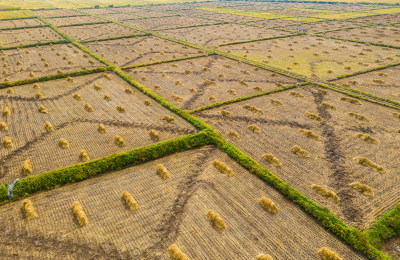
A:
[{"xmin": 0, "ymin": 1, "xmax": 399, "ymax": 260}]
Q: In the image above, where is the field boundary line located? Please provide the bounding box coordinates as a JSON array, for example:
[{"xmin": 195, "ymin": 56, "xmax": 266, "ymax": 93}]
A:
[
  {"xmin": 81, "ymin": 33, "xmax": 151, "ymax": 43},
  {"xmin": 0, "ymin": 39, "xmax": 70, "ymax": 51},
  {"xmin": 0, "ymin": 24, "xmax": 48, "ymax": 31},
  {"xmin": 57, "ymin": 21, "xmax": 112, "ymax": 28},
  {"xmin": 216, "ymin": 33, "xmax": 303, "ymax": 47}
]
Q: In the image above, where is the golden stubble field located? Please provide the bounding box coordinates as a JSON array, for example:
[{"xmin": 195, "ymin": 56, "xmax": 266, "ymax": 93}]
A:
[
  {"xmin": 126, "ymin": 55, "xmax": 299, "ymax": 110},
  {"xmin": 195, "ymin": 85, "xmax": 400, "ymax": 229},
  {"xmin": 0, "ymin": 72, "xmax": 196, "ymax": 184},
  {"xmin": 0, "ymin": 27, "xmax": 63, "ymax": 48},
  {"xmin": 0, "ymin": 147, "xmax": 365, "ymax": 259},
  {"xmin": 0, "ymin": 43, "xmax": 105, "ymax": 82}
]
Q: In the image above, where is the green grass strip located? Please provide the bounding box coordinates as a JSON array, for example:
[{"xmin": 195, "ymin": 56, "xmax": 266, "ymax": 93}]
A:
[
  {"xmin": 57, "ymin": 21, "xmax": 111, "ymax": 28},
  {"xmin": 0, "ymin": 39, "xmax": 69, "ymax": 50},
  {"xmin": 330, "ymin": 61, "xmax": 400, "ymax": 80},
  {"xmin": 81, "ymin": 33, "xmax": 151, "ymax": 43},
  {"xmin": 0, "ymin": 67, "xmax": 111, "ymax": 89},
  {"xmin": 0, "ymin": 131, "xmax": 212, "ymax": 204},
  {"xmin": 209, "ymin": 134, "xmax": 389, "ymax": 260},
  {"xmin": 315, "ymin": 34, "xmax": 400, "ymax": 49},
  {"xmin": 0, "ymin": 24, "xmax": 48, "ymax": 31},
  {"xmin": 366, "ymin": 203, "xmax": 400, "ymax": 248}
]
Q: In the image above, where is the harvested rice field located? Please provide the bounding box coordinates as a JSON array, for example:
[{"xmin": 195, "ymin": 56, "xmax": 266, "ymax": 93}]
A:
[
  {"xmin": 335, "ymin": 65, "xmax": 400, "ymax": 102},
  {"xmin": 0, "ymin": 147, "xmax": 365, "ymax": 259},
  {"xmin": 126, "ymin": 55, "xmax": 300, "ymax": 110},
  {"xmin": 0, "ymin": 27, "xmax": 63, "ymax": 48},
  {"xmin": 124, "ymin": 16, "xmax": 215, "ymax": 30},
  {"xmin": 195, "ymin": 85, "xmax": 400, "ymax": 229},
  {"xmin": 219, "ymin": 35, "xmax": 400, "ymax": 79},
  {"xmin": 0, "ymin": 18, "xmax": 44, "ymax": 30},
  {"xmin": 59, "ymin": 23, "xmax": 142, "ymax": 42},
  {"xmin": 46, "ymin": 15, "xmax": 106, "ymax": 27},
  {"xmin": 160, "ymin": 23, "xmax": 290, "ymax": 47},
  {"xmin": 84, "ymin": 36, "xmax": 201, "ymax": 66},
  {"xmin": 1, "ymin": 1, "xmax": 400, "ymax": 259},
  {"xmin": 0, "ymin": 43, "xmax": 105, "ymax": 82},
  {"xmin": 322, "ymin": 25, "xmax": 400, "ymax": 47},
  {"xmin": 0, "ymin": 72, "xmax": 196, "ymax": 184}
]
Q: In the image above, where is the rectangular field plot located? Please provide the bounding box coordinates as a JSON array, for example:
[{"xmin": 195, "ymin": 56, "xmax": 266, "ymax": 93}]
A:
[
  {"xmin": 0, "ymin": 43, "xmax": 105, "ymax": 83},
  {"xmin": 83, "ymin": 8, "xmax": 120, "ymax": 15},
  {"xmin": 60, "ymin": 23, "xmax": 142, "ymax": 42},
  {"xmin": 0, "ymin": 18, "xmax": 44, "ymax": 30},
  {"xmin": 0, "ymin": 72, "xmax": 196, "ymax": 185},
  {"xmin": 124, "ymin": 16, "xmax": 215, "ymax": 30},
  {"xmin": 46, "ymin": 15, "xmax": 106, "ymax": 26},
  {"xmin": 195, "ymin": 12, "xmax": 264, "ymax": 23},
  {"xmin": 349, "ymin": 14, "xmax": 400, "ymax": 24},
  {"xmin": 0, "ymin": 27, "xmax": 63, "ymax": 48},
  {"xmin": 283, "ymin": 20, "xmax": 363, "ymax": 33},
  {"xmin": 84, "ymin": 36, "xmax": 201, "ymax": 67},
  {"xmin": 101, "ymin": 12, "xmax": 142, "ymax": 21},
  {"xmin": 33, "ymin": 9, "xmax": 85, "ymax": 18},
  {"xmin": 195, "ymin": 86, "xmax": 400, "ymax": 229},
  {"xmin": 219, "ymin": 35, "xmax": 400, "ymax": 80},
  {"xmin": 0, "ymin": 147, "xmax": 365, "ymax": 259},
  {"xmin": 0, "ymin": 10, "xmax": 35, "ymax": 20},
  {"xmin": 161, "ymin": 24, "xmax": 289, "ymax": 47},
  {"xmin": 322, "ymin": 26, "xmax": 400, "ymax": 47},
  {"xmin": 125, "ymin": 55, "xmax": 300, "ymax": 110},
  {"xmin": 335, "ymin": 65, "xmax": 400, "ymax": 102},
  {"xmin": 245, "ymin": 19, "xmax": 297, "ymax": 28}
]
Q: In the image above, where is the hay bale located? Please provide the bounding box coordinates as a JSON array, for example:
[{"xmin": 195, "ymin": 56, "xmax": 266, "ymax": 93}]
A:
[
  {"xmin": 311, "ymin": 185, "xmax": 340, "ymax": 202},
  {"xmin": 84, "ymin": 103, "xmax": 94, "ymax": 112},
  {"xmin": 3, "ymin": 136, "xmax": 12, "ymax": 148},
  {"xmin": 104, "ymin": 73, "xmax": 112, "ymax": 80},
  {"xmin": 98, "ymin": 124, "xmax": 107, "ymax": 133},
  {"xmin": 349, "ymin": 182, "xmax": 374, "ymax": 196},
  {"xmin": 168, "ymin": 244, "xmax": 190, "ymax": 260},
  {"xmin": 122, "ymin": 191, "xmax": 138, "ymax": 211},
  {"xmin": 39, "ymin": 105, "xmax": 48, "ymax": 114},
  {"xmin": 59, "ymin": 138, "xmax": 70, "ymax": 149},
  {"xmin": 394, "ymin": 112, "xmax": 400, "ymax": 119},
  {"xmin": 243, "ymin": 104, "xmax": 263, "ymax": 114},
  {"xmin": 355, "ymin": 133, "xmax": 377, "ymax": 144},
  {"xmin": 305, "ymin": 112, "xmax": 323, "ymax": 121},
  {"xmin": 228, "ymin": 130, "xmax": 239, "ymax": 139},
  {"xmin": 348, "ymin": 113, "xmax": 369, "ymax": 121},
  {"xmin": 7, "ymin": 88, "xmax": 14, "ymax": 94},
  {"xmin": 340, "ymin": 97, "xmax": 361, "ymax": 105},
  {"xmin": 22, "ymin": 159, "xmax": 32, "ymax": 175},
  {"xmin": 0, "ymin": 122, "xmax": 8, "ymax": 131},
  {"xmin": 156, "ymin": 164, "xmax": 170, "ymax": 179},
  {"xmin": 163, "ymin": 115, "xmax": 174, "ymax": 123},
  {"xmin": 114, "ymin": 135, "xmax": 126, "ymax": 147},
  {"xmin": 206, "ymin": 210, "xmax": 226, "ymax": 229},
  {"xmin": 259, "ymin": 196, "xmax": 278, "ymax": 213},
  {"xmin": 248, "ymin": 124, "xmax": 261, "ymax": 133},
  {"xmin": 353, "ymin": 157, "xmax": 386, "ymax": 173},
  {"xmin": 299, "ymin": 129, "xmax": 319, "ymax": 140},
  {"xmin": 103, "ymin": 94, "xmax": 112, "ymax": 101},
  {"xmin": 3, "ymin": 106, "xmax": 10, "ymax": 117},
  {"xmin": 36, "ymin": 92, "xmax": 43, "ymax": 99},
  {"xmin": 317, "ymin": 247, "xmax": 342, "ymax": 260},
  {"xmin": 79, "ymin": 149, "xmax": 89, "ymax": 162},
  {"xmin": 270, "ymin": 99, "xmax": 283, "ymax": 106},
  {"xmin": 256, "ymin": 254, "xmax": 273, "ymax": 260},
  {"xmin": 212, "ymin": 160, "xmax": 234, "ymax": 176},
  {"xmin": 261, "ymin": 153, "xmax": 282, "ymax": 167},
  {"xmin": 291, "ymin": 145, "xmax": 310, "ymax": 158},
  {"xmin": 144, "ymin": 100, "xmax": 152, "ymax": 106},
  {"xmin": 221, "ymin": 110, "xmax": 232, "ymax": 117},
  {"xmin": 227, "ymin": 89, "xmax": 237, "ymax": 95},
  {"xmin": 44, "ymin": 121, "xmax": 54, "ymax": 132},
  {"xmin": 149, "ymin": 129, "xmax": 159, "ymax": 141},
  {"xmin": 172, "ymin": 94, "xmax": 184, "ymax": 102},
  {"xmin": 72, "ymin": 201, "xmax": 88, "ymax": 227},
  {"xmin": 290, "ymin": 91, "xmax": 304, "ymax": 98},
  {"xmin": 33, "ymin": 83, "xmax": 40, "ymax": 89},
  {"xmin": 320, "ymin": 103, "xmax": 335, "ymax": 110},
  {"xmin": 125, "ymin": 88, "xmax": 133, "ymax": 94},
  {"xmin": 22, "ymin": 199, "xmax": 38, "ymax": 220},
  {"xmin": 72, "ymin": 93, "xmax": 82, "ymax": 101},
  {"xmin": 116, "ymin": 105, "xmax": 126, "ymax": 113},
  {"xmin": 93, "ymin": 83, "xmax": 102, "ymax": 91}
]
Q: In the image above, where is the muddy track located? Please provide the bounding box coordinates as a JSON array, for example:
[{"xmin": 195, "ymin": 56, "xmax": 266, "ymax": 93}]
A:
[
  {"xmin": 0, "ymin": 118, "xmax": 195, "ymax": 179},
  {"xmin": 0, "ymin": 75, "xmax": 102, "ymax": 102},
  {"xmin": 197, "ymin": 113, "xmax": 311, "ymax": 129},
  {"xmin": 0, "ymin": 223, "xmax": 129, "ymax": 259},
  {"xmin": 310, "ymin": 88, "xmax": 362, "ymax": 224},
  {"xmin": 139, "ymin": 146, "xmax": 216, "ymax": 259}
]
